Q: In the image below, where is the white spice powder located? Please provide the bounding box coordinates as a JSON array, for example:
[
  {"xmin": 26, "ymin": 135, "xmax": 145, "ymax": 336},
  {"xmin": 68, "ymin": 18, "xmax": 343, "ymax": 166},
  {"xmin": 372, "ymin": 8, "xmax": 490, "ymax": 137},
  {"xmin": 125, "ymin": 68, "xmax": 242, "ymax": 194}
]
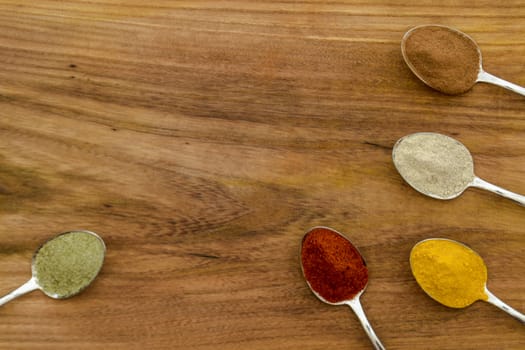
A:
[{"xmin": 393, "ymin": 133, "xmax": 474, "ymax": 199}]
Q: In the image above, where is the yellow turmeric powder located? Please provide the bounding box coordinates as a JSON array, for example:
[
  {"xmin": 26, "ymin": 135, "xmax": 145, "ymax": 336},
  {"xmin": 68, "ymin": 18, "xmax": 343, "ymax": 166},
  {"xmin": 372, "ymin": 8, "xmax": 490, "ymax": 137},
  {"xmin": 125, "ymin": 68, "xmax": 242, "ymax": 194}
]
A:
[{"xmin": 410, "ymin": 238, "xmax": 488, "ymax": 308}]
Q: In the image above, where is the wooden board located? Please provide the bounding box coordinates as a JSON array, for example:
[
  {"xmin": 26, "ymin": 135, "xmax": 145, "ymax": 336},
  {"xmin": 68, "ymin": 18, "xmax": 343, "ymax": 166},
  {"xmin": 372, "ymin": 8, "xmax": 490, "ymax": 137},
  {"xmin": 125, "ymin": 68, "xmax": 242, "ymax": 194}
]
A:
[{"xmin": 0, "ymin": 1, "xmax": 523, "ymax": 349}]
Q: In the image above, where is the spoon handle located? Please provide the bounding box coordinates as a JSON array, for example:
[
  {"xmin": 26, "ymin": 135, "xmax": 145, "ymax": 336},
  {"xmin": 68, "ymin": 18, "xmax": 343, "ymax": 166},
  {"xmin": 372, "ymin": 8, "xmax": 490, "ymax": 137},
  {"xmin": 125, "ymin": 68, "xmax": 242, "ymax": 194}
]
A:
[
  {"xmin": 0, "ymin": 278, "xmax": 39, "ymax": 307},
  {"xmin": 485, "ymin": 288, "xmax": 525, "ymax": 324},
  {"xmin": 477, "ymin": 71, "xmax": 525, "ymax": 97},
  {"xmin": 346, "ymin": 298, "xmax": 386, "ymax": 350},
  {"xmin": 470, "ymin": 177, "xmax": 525, "ymax": 207}
]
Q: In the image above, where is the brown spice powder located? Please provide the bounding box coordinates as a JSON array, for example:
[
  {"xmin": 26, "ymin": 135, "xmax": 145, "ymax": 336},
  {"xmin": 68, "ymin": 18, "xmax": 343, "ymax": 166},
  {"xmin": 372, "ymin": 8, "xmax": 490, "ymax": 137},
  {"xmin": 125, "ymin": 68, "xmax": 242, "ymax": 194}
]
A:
[{"xmin": 402, "ymin": 25, "xmax": 481, "ymax": 94}]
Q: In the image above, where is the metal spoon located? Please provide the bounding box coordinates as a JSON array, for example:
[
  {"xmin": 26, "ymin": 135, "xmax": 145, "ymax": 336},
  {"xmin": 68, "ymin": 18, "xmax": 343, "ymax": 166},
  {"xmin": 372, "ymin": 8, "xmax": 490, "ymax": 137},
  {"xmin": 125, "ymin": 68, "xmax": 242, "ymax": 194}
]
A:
[
  {"xmin": 0, "ymin": 230, "xmax": 106, "ymax": 306},
  {"xmin": 401, "ymin": 24, "xmax": 525, "ymax": 96},
  {"xmin": 301, "ymin": 226, "xmax": 386, "ymax": 350},
  {"xmin": 392, "ymin": 132, "xmax": 525, "ymax": 206},
  {"xmin": 410, "ymin": 238, "xmax": 524, "ymax": 323}
]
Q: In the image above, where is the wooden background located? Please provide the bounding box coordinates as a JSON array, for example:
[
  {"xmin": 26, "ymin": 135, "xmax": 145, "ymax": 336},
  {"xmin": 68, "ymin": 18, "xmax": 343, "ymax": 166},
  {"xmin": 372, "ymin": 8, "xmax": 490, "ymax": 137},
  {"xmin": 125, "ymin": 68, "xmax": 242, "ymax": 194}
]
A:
[{"xmin": 0, "ymin": 1, "xmax": 523, "ymax": 349}]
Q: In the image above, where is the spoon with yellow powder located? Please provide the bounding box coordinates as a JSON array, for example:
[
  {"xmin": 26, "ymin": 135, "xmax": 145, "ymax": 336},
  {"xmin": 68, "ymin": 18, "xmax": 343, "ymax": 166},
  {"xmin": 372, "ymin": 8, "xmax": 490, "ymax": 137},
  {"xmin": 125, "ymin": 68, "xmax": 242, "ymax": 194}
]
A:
[
  {"xmin": 0, "ymin": 230, "xmax": 105, "ymax": 306},
  {"xmin": 410, "ymin": 238, "xmax": 524, "ymax": 323}
]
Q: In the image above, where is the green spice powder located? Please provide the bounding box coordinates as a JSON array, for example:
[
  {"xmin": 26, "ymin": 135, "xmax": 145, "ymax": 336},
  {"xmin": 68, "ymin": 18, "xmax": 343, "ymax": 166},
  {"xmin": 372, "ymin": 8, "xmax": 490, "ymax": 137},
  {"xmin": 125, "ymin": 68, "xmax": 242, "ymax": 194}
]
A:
[{"xmin": 33, "ymin": 231, "xmax": 105, "ymax": 298}]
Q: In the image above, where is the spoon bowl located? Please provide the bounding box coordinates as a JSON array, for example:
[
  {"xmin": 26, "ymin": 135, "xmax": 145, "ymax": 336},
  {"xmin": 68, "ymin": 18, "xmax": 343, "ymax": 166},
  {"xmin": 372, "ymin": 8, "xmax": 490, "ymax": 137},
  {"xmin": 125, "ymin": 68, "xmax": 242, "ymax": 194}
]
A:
[
  {"xmin": 301, "ymin": 226, "xmax": 385, "ymax": 350},
  {"xmin": 0, "ymin": 230, "xmax": 106, "ymax": 306},
  {"xmin": 410, "ymin": 238, "xmax": 525, "ymax": 323},
  {"xmin": 392, "ymin": 132, "xmax": 525, "ymax": 206},
  {"xmin": 401, "ymin": 24, "xmax": 525, "ymax": 96}
]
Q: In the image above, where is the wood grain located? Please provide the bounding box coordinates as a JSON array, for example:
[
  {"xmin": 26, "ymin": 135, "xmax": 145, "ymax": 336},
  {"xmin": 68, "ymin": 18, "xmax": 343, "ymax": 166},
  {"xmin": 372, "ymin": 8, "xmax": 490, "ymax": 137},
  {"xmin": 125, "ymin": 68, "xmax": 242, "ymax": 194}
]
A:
[{"xmin": 0, "ymin": 1, "xmax": 524, "ymax": 349}]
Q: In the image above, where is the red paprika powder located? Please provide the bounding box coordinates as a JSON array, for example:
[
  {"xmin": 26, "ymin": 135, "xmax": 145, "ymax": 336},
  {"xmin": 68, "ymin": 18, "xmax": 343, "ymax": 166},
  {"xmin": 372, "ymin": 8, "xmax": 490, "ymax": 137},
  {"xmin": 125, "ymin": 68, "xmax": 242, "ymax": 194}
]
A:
[{"xmin": 301, "ymin": 227, "xmax": 368, "ymax": 303}]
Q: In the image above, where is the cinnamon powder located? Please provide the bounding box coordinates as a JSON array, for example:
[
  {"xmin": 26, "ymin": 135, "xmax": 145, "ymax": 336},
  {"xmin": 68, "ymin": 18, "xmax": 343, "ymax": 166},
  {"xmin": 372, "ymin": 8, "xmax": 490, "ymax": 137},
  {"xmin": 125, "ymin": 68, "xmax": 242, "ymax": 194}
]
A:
[{"xmin": 402, "ymin": 25, "xmax": 481, "ymax": 94}]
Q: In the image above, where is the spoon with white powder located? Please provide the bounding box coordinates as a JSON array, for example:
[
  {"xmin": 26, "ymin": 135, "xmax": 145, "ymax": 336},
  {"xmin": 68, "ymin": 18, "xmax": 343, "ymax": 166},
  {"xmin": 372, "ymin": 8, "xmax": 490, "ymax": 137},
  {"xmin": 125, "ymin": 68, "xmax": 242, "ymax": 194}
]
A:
[{"xmin": 392, "ymin": 132, "xmax": 525, "ymax": 206}]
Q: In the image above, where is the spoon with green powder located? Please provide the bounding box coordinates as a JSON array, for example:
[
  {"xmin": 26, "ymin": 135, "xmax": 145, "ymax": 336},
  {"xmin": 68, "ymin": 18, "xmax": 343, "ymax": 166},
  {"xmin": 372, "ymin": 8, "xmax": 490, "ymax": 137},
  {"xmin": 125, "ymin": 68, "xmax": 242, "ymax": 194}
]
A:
[
  {"xmin": 392, "ymin": 132, "xmax": 525, "ymax": 206},
  {"xmin": 410, "ymin": 238, "xmax": 524, "ymax": 323},
  {"xmin": 0, "ymin": 230, "xmax": 105, "ymax": 306},
  {"xmin": 401, "ymin": 24, "xmax": 525, "ymax": 96}
]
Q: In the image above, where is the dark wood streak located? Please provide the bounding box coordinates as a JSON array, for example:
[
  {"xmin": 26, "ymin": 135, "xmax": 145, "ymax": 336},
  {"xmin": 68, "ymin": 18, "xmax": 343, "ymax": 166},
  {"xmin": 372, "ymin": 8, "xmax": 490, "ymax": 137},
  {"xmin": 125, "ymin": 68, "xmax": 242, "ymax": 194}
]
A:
[{"xmin": 187, "ymin": 253, "xmax": 221, "ymax": 260}]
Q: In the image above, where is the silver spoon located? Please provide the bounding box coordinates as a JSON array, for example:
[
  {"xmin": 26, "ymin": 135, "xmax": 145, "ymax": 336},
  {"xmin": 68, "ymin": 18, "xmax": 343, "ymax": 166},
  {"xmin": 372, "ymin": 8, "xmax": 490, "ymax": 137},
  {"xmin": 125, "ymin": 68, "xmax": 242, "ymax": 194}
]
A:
[
  {"xmin": 0, "ymin": 230, "xmax": 106, "ymax": 306},
  {"xmin": 392, "ymin": 132, "xmax": 525, "ymax": 206},
  {"xmin": 401, "ymin": 24, "xmax": 525, "ymax": 96},
  {"xmin": 411, "ymin": 238, "xmax": 525, "ymax": 323},
  {"xmin": 301, "ymin": 226, "xmax": 386, "ymax": 350}
]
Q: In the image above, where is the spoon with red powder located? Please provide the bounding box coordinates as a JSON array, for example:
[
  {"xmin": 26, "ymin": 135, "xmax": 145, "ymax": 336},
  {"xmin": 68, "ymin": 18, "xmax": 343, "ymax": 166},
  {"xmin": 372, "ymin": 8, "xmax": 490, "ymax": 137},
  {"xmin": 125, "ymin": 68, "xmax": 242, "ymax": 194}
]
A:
[
  {"xmin": 401, "ymin": 24, "xmax": 525, "ymax": 96},
  {"xmin": 300, "ymin": 226, "xmax": 385, "ymax": 350}
]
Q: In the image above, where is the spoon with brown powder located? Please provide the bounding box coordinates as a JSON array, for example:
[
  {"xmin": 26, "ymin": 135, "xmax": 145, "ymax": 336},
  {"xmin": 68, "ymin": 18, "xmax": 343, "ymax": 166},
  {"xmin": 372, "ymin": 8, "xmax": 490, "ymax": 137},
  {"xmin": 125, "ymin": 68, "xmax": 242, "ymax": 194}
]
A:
[
  {"xmin": 392, "ymin": 132, "xmax": 525, "ymax": 206},
  {"xmin": 0, "ymin": 230, "xmax": 105, "ymax": 307},
  {"xmin": 401, "ymin": 24, "xmax": 525, "ymax": 96}
]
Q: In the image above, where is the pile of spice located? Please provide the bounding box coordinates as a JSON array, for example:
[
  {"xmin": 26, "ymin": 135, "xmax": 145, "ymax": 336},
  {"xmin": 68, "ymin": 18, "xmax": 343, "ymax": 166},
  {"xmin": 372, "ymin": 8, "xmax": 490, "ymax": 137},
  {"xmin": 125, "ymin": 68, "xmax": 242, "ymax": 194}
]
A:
[
  {"xmin": 402, "ymin": 25, "xmax": 481, "ymax": 94},
  {"xmin": 393, "ymin": 132, "xmax": 474, "ymax": 199},
  {"xmin": 410, "ymin": 239, "xmax": 488, "ymax": 308},
  {"xmin": 33, "ymin": 231, "xmax": 105, "ymax": 298},
  {"xmin": 301, "ymin": 227, "xmax": 368, "ymax": 303}
]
